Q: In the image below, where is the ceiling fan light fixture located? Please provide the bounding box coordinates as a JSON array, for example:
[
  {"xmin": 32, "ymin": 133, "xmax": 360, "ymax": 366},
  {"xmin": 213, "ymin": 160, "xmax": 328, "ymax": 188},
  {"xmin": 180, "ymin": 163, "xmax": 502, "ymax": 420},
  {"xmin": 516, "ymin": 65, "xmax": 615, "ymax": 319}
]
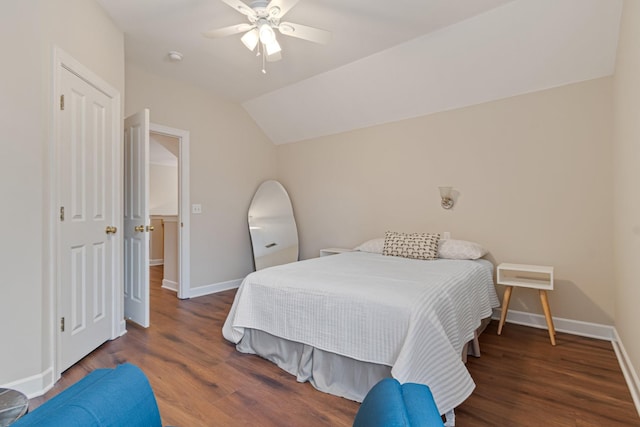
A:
[
  {"xmin": 265, "ymin": 39, "xmax": 281, "ymax": 56},
  {"xmin": 258, "ymin": 20, "xmax": 276, "ymax": 45},
  {"xmin": 241, "ymin": 28, "xmax": 259, "ymax": 51}
]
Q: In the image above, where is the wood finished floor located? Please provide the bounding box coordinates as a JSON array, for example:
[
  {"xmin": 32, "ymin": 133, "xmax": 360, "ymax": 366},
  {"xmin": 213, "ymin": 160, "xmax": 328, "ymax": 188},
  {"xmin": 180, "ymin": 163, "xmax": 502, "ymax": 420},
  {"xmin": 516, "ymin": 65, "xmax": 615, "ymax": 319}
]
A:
[{"xmin": 30, "ymin": 266, "xmax": 639, "ymax": 426}]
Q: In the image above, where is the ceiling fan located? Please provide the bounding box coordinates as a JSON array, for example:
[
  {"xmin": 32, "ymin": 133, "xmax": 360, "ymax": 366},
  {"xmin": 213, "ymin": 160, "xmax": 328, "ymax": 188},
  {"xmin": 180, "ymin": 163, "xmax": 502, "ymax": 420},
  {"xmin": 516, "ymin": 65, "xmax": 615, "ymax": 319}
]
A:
[{"xmin": 203, "ymin": 0, "xmax": 331, "ymax": 72}]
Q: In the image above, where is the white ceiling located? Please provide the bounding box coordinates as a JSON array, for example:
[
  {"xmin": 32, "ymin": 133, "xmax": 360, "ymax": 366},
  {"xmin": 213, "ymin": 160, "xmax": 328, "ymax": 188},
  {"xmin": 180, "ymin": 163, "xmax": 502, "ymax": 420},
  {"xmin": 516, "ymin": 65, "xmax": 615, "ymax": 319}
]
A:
[{"xmin": 98, "ymin": 0, "xmax": 623, "ymax": 144}]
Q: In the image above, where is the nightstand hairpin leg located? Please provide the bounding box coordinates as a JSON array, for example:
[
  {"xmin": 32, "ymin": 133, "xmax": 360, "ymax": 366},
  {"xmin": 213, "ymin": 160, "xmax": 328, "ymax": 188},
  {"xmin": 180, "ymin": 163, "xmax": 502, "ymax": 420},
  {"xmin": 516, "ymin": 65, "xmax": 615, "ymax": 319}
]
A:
[
  {"xmin": 539, "ymin": 290, "xmax": 556, "ymax": 346},
  {"xmin": 497, "ymin": 285, "xmax": 513, "ymax": 336}
]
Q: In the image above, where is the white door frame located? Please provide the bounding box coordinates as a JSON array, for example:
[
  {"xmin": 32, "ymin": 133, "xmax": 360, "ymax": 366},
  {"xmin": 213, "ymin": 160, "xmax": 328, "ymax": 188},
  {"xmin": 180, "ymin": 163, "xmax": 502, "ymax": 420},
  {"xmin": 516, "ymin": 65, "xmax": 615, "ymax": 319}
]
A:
[
  {"xmin": 149, "ymin": 123, "xmax": 190, "ymax": 299},
  {"xmin": 50, "ymin": 46, "xmax": 123, "ymax": 379}
]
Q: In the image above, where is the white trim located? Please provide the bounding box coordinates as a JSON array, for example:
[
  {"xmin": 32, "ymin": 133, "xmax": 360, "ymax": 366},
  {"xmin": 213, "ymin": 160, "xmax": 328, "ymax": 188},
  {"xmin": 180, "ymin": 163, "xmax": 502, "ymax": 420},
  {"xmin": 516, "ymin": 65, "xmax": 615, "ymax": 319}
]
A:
[
  {"xmin": 0, "ymin": 367, "xmax": 54, "ymax": 399},
  {"xmin": 1, "ymin": 367, "xmax": 55, "ymax": 399},
  {"xmin": 149, "ymin": 259, "xmax": 164, "ymax": 266},
  {"xmin": 492, "ymin": 308, "xmax": 615, "ymax": 341},
  {"xmin": 162, "ymin": 279, "xmax": 179, "ymax": 292},
  {"xmin": 149, "ymin": 123, "xmax": 190, "ymax": 300},
  {"xmin": 612, "ymin": 329, "xmax": 640, "ymax": 417},
  {"xmin": 189, "ymin": 279, "xmax": 242, "ymax": 298},
  {"xmin": 51, "ymin": 46, "xmax": 122, "ymax": 381},
  {"xmin": 117, "ymin": 320, "xmax": 127, "ymax": 337}
]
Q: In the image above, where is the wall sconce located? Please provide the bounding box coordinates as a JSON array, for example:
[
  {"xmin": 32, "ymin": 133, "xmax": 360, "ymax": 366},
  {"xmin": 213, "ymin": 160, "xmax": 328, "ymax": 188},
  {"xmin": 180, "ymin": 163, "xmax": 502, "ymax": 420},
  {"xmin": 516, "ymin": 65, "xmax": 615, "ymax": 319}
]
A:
[{"xmin": 439, "ymin": 187, "xmax": 454, "ymax": 209}]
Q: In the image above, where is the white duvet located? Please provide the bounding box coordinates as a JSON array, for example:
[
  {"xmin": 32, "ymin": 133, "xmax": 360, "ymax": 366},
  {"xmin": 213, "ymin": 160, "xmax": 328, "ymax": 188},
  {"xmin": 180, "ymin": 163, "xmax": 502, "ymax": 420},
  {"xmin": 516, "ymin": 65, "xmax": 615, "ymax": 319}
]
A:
[{"xmin": 222, "ymin": 251, "xmax": 500, "ymax": 414}]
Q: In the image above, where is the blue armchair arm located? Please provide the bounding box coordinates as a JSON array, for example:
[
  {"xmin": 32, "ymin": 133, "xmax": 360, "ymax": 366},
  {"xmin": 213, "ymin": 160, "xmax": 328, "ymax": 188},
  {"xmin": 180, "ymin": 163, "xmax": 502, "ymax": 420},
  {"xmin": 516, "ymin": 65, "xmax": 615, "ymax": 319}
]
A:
[
  {"xmin": 353, "ymin": 378, "xmax": 444, "ymax": 427},
  {"xmin": 13, "ymin": 363, "xmax": 162, "ymax": 427}
]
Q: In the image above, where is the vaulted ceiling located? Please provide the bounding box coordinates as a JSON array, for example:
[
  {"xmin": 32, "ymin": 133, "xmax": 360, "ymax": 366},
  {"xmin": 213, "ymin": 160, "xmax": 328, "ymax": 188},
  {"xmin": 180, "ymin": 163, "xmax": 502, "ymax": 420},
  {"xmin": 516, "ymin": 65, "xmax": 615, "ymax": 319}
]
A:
[{"xmin": 98, "ymin": 0, "xmax": 623, "ymax": 144}]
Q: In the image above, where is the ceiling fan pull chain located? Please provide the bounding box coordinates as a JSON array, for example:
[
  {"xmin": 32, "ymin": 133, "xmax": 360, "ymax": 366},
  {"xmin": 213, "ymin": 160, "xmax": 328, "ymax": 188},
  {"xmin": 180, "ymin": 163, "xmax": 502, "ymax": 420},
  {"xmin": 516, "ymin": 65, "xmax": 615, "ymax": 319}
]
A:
[{"xmin": 261, "ymin": 46, "xmax": 267, "ymax": 74}]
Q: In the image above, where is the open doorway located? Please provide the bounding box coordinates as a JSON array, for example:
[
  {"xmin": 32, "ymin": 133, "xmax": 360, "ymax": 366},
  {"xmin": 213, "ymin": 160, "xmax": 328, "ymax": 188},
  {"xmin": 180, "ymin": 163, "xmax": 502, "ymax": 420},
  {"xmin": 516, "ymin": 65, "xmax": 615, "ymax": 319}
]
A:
[
  {"xmin": 149, "ymin": 132, "xmax": 179, "ymax": 293},
  {"xmin": 149, "ymin": 123, "xmax": 190, "ymax": 301}
]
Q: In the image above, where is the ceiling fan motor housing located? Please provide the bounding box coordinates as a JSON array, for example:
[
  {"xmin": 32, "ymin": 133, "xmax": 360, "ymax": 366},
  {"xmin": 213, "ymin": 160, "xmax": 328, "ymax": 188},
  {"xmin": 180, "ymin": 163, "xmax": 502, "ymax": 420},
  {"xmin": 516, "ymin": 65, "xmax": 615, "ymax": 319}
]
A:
[{"xmin": 248, "ymin": 0, "xmax": 281, "ymax": 22}]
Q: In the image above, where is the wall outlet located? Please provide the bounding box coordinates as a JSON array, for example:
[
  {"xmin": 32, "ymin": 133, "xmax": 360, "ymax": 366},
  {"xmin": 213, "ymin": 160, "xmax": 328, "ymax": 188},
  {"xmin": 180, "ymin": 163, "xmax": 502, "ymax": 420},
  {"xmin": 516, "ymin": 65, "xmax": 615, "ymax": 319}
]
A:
[
  {"xmin": 191, "ymin": 204, "xmax": 202, "ymax": 214},
  {"xmin": 443, "ymin": 231, "xmax": 451, "ymax": 240}
]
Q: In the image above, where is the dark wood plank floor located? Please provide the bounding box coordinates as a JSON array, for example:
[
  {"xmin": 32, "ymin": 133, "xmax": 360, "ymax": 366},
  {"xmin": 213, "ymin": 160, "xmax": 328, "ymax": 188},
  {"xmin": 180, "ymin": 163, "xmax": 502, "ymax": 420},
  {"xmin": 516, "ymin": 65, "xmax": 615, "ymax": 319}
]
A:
[{"xmin": 29, "ymin": 266, "xmax": 639, "ymax": 426}]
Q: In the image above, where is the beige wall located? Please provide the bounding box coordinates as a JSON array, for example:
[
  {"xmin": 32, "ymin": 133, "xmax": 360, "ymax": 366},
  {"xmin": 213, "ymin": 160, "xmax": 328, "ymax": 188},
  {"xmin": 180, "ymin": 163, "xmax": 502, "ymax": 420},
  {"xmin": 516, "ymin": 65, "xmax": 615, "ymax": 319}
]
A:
[
  {"xmin": 162, "ymin": 218, "xmax": 179, "ymax": 285},
  {"xmin": 149, "ymin": 217, "xmax": 165, "ymax": 263},
  {"xmin": 613, "ymin": 0, "xmax": 640, "ymax": 390},
  {"xmin": 150, "ymin": 164, "xmax": 179, "ymax": 215},
  {"xmin": 0, "ymin": 0, "xmax": 124, "ymax": 389},
  {"xmin": 125, "ymin": 64, "xmax": 277, "ymax": 289},
  {"xmin": 1, "ymin": 0, "xmax": 44, "ymax": 386},
  {"xmin": 277, "ymin": 77, "xmax": 614, "ymax": 325}
]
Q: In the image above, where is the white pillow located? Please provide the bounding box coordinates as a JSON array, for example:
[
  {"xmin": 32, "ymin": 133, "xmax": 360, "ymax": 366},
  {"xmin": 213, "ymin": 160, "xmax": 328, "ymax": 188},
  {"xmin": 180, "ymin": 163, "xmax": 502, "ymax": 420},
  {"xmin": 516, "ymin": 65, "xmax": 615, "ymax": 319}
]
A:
[
  {"xmin": 438, "ymin": 239, "xmax": 488, "ymax": 260},
  {"xmin": 353, "ymin": 238, "xmax": 384, "ymax": 254}
]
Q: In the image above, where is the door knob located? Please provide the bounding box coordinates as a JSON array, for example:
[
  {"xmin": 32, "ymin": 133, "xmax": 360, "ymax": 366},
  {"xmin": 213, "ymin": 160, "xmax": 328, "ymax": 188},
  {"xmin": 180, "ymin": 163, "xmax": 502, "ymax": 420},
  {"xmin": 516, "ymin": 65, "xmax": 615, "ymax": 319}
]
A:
[
  {"xmin": 134, "ymin": 225, "xmax": 145, "ymax": 232},
  {"xmin": 105, "ymin": 226, "xmax": 117, "ymax": 235},
  {"xmin": 146, "ymin": 225, "xmax": 155, "ymax": 232}
]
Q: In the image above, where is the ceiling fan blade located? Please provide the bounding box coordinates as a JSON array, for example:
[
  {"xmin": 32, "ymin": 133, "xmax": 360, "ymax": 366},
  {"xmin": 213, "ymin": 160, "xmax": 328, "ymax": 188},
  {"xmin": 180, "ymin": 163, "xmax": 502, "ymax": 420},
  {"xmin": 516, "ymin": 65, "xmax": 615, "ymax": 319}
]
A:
[
  {"xmin": 266, "ymin": 51, "xmax": 282, "ymax": 62},
  {"xmin": 220, "ymin": 0, "xmax": 255, "ymax": 17},
  {"xmin": 203, "ymin": 23, "xmax": 254, "ymax": 39},
  {"xmin": 278, "ymin": 22, "xmax": 331, "ymax": 44},
  {"xmin": 266, "ymin": 0, "xmax": 300, "ymax": 19}
]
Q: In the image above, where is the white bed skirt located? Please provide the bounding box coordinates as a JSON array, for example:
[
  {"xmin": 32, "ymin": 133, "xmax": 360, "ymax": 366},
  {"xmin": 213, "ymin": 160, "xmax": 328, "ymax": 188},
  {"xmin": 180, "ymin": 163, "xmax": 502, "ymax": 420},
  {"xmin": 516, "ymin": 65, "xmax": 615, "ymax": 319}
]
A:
[
  {"xmin": 236, "ymin": 317, "xmax": 491, "ymax": 404},
  {"xmin": 237, "ymin": 328, "xmax": 391, "ymax": 402}
]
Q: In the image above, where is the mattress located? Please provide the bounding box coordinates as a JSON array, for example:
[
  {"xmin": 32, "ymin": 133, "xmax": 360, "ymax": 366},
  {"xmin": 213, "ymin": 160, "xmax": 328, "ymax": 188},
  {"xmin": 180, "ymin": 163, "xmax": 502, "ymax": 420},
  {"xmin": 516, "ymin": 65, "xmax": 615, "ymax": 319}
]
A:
[{"xmin": 222, "ymin": 251, "xmax": 500, "ymax": 414}]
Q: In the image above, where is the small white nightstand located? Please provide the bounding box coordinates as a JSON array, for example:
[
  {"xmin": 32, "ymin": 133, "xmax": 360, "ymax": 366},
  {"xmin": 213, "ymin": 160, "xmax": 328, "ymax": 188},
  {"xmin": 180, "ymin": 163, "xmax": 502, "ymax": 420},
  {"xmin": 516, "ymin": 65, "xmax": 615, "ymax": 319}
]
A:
[
  {"xmin": 496, "ymin": 263, "xmax": 556, "ymax": 346},
  {"xmin": 319, "ymin": 248, "xmax": 353, "ymax": 257}
]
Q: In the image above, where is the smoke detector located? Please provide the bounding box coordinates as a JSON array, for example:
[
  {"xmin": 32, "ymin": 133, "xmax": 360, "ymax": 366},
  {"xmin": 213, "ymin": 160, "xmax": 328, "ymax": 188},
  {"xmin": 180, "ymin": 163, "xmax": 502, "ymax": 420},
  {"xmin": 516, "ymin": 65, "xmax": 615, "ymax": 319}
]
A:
[{"xmin": 168, "ymin": 51, "xmax": 183, "ymax": 62}]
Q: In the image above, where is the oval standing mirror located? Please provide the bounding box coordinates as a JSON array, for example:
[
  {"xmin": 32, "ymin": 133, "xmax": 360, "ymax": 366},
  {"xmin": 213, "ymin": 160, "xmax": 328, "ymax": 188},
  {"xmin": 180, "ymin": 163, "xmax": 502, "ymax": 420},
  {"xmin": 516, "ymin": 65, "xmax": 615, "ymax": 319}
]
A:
[{"xmin": 248, "ymin": 180, "xmax": 299, "ymax": 270}]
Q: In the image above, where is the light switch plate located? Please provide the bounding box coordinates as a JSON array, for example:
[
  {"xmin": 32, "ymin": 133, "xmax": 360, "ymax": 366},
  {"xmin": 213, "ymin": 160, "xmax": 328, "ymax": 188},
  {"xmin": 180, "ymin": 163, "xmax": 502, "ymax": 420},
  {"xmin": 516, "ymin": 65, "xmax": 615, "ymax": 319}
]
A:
[{"xmin": 191, "ymin": 204, "xmax": 202, "ymax": 214}]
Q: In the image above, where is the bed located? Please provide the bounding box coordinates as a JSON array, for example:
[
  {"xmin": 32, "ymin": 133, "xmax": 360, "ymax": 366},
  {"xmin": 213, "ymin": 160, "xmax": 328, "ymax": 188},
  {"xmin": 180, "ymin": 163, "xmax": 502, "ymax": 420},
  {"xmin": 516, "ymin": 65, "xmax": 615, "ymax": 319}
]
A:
[{"xmin": 222, "ymin": 250, "xmax": 500, "ymax": 417}]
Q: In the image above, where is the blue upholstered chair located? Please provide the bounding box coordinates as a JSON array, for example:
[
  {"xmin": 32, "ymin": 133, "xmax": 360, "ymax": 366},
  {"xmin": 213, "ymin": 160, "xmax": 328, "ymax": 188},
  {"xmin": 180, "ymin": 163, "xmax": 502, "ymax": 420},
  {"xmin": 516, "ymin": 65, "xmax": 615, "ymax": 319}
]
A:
[
  {"xmin": 353, "ymin": 378, "xmax": 445, "ymax": 427},
  {"xmin": 13, "ymin": 363, "xmax": 162, "ymax": 427}
]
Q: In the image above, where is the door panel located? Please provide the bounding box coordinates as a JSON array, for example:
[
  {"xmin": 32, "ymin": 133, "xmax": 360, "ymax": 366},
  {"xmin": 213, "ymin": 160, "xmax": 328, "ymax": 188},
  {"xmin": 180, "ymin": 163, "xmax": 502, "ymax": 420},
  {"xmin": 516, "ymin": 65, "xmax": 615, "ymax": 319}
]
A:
[
  {"xmin": 124, "ymin": 110, "xmax": 150, "ymax": 327},
  {"xmin": 59, "ymin": 67, "xmax": 114, "ymax": 372},
  {"xmin": 69, "ymin": 245, "xmax": 86, "ymax": 334},
  {"xmin": 92, "ymin": 242, "xmax": 106, "ymax": 322}
]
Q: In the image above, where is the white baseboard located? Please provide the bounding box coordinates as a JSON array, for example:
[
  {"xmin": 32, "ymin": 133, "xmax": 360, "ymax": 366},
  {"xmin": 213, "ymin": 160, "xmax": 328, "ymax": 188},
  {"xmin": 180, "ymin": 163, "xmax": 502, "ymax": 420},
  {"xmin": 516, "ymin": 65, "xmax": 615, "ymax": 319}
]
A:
[
  {"xmin": 1, "ymin": 367, "xmax": 55, "ymax": 399},
  {"xmin": 612, "ymin": 329, "xmax": 640, "ymax": 417},
  {"xmin": 491, "ymin": 308, "xmax": 615, "ymax": 341},
  {"xmin": 189, "ymin": 278, "xmax": 242, "ymax": 298},
  {"xmin": 117, "ymin": 320, "xmax": 127, "ymax": 338},
  {"xmin": 112, "ymin": 320, "xmax": 128, "ymax": 340},
  {"xmin": 162, "ymin": 279, "xmax": 178, "ymax": 292},
  {"xmin": 149, "ymin": 259, "xmax": 164, "ymax": 266}
]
